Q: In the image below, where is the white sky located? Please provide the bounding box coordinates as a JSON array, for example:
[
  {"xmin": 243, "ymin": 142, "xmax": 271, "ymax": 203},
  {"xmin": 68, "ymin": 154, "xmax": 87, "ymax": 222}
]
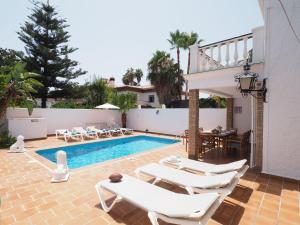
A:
[{"xmin": 0, "ymin": 0, "xmax": 264, "ymax": 86}]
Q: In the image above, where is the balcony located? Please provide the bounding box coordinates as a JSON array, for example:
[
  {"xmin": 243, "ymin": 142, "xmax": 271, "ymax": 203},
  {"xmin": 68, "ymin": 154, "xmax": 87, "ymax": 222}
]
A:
[{"xmin": 189, "ymin": 26, "xmax": 264, "ymax": 74}]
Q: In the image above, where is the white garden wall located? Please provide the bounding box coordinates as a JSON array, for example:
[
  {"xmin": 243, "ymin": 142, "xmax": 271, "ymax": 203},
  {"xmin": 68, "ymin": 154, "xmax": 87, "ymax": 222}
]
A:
[
  {"xmin": 6, "ymin": 108, "xmax": 121, "ymax": 138},
  {"xmin": 127, "ymin": 108, "xmax": 226, "ymax": 135}
]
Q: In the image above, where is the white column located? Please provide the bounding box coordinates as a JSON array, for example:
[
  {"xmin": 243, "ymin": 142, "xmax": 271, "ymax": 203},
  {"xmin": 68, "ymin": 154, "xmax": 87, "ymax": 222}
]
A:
[
  {"xmin": 234, "ymin": 40, "xmax": 239, "ymax": 65},
  {"xmin": 189, "ymin": 44, "xmax": 200, "ymax": 73},
  {"xmin": 225, "ymin": 42, "xmax": 230, "ymax": 67}
]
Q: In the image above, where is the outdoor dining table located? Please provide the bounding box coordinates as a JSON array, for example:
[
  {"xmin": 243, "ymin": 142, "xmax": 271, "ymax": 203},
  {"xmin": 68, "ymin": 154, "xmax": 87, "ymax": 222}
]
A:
[{"xmin": 200, "ymin": 130, "xmax": 236, "ymax": 151}]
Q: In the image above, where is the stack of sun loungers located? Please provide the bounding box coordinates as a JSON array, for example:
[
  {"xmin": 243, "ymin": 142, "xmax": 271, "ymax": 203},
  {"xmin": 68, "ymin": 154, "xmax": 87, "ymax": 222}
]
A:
[
  {"xmin": 95, "ymin": 157, "xmax": 249, "ymax": 225},
  {"xmin": 55, "ymin": 125, "xmax": 134, "ymax": 142}
]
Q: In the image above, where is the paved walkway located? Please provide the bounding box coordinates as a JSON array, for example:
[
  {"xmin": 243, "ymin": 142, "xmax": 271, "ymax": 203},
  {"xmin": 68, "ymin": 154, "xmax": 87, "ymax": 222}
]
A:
[{"xmin": 0, "ymin": 135, "xmax": 299, "ymax": 225}]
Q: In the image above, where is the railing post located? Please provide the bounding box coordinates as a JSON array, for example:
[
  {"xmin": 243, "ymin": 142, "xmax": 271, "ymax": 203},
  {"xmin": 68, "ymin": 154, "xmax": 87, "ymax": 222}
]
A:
[
  {"xmin": 243, "ymin": 38, "xmax": 248, "ymax": 60},
  {"xmin": 217, "ymin": 44, "xmax": 222, "ymax": 67},
  {"xmin": 225, "ymin": 42, "xmax": 230, "ymax": 66},
  {"xmin": 234, "ymin": 40, "xmax": 239, "ymax": 65},
  {"xmin": 201, "ymin": 49, "xmax": 207, "ymax": 72},
  {"xmin": 209, "ymin": 47, "xmax": 214, "ymax": 69}
]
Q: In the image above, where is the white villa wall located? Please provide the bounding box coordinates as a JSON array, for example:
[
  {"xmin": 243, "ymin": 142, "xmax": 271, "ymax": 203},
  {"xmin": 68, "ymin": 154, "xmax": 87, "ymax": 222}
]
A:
[
  {"xmin": 262, "ymin": 0, "xmax": 300, "ymax": 180},
  {"xmin": 233, "ymin": 97, "xmax": 252, "ymax": 134},
  {"xmin": 127, "ymin": 108, "xmax": 226, "ymax": 135},
  {"xmin": 6, "ymin": 108, "xmax": 121, "ymax": 138}
]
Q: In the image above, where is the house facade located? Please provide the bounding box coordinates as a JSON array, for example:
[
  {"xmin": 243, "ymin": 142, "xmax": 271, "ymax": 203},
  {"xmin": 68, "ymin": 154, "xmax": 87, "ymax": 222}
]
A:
[
  {"xmin": 185, "ymin": 0, "xmax": 300, "ymax": 180},
  {"xmin": 115, "ymin": 85, "xmax": 161, "ymax": 108}
]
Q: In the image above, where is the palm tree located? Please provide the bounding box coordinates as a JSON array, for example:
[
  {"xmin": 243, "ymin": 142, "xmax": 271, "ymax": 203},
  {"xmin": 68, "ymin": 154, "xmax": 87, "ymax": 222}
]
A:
[
  {"xmin": 0, "ymin": 63, "xmax": 43, "ymax": 120},
  {"xmin": 168, "ymin": 30, "xmax": 186, "ymax": 73},
  {"xmin": 147, "ymin": 51, "xmax": 184, "ymax": 105},
  {"xmin": 112, "ymin": 93, "xmax": 137, "ymax": 128},
  {"xmin": 122, "ymin": 68, "xmax": 143, "ymax": 86},
  {"xmin": 182, "ymin": 32, "xmax": 203, "ymax": 74}
]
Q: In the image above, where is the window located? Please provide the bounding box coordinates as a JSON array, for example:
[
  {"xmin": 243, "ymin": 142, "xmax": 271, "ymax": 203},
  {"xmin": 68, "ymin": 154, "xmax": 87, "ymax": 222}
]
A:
[
  {"xmin": 148, "ymin": 95, "xmax": 155, "ymax": 103},
  {"xmin": 234, "ymin": 106, "xmax": 242, "ymax": 114}
]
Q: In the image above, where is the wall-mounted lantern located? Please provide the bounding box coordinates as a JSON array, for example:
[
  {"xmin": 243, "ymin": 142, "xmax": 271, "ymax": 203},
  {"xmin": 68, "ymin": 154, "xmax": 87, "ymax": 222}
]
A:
[{"xmin": 234, "ymin": 61, "xmax": 267, "ymax": 102}]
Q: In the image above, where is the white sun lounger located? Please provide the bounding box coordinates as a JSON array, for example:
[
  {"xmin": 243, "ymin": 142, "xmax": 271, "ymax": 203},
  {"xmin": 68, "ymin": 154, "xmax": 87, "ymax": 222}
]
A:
[
  {"xmin": 160, "ymin": 156, "xmax": 248, "ymax": 177},
  {"xmin": 135, "ymin": 163, "xmax": 245, "ymax": 195},
  {"xmin": 120, "ymin": 127, "xmax": 133, "ymax": 134},
  {"xmin": 72, "ymin": 127, "xmax": 97, "ymax": 139},
  {"xmin": 55, "ymin": 129, "xmax": 83, "ymax": 142},
  {"xmin": 86, "ymin": 126, "xmax": 110, "ymax": 137},
  {"xmin": 95, "ymin": 174, "xmax": 225, "ymax": 225}
]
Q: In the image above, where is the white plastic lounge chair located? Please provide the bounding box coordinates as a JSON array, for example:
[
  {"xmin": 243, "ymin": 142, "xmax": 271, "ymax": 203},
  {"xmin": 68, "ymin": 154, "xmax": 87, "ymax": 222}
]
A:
[
  {"xmin": 56, "ymin": 129, "xmax": 82, "ymax": 142},
  {"xmin": 160, "ymin": 156, "xmax": 248, "ymax": 177},
  {"xmin": 113, "ymin": 124, "xmax": 133, "ymax": 134},
  {"xmin": 73, "ymin": 127, "xmax": 97, "ymax": 139},
  {"xmin": 120, "ymin": 127, "xmax": 133, "ymax": 134},
  {"xmin": 135, "ymin": 163, "xmax": 245, "ymax": 195},
  {"xmin": 95, "ymin": 174, "xmax": 226, "ymax": 225},
  {"xmin": 51, "ymin": 151, "xmax": 69, "ymax": 183},
  {"xmin": 86, "ymin": 126, "xmax": 110, "ymax": 137},
  {"xmin": 108, "ymin": 128, "xmax": 122, "ymax": 136},
  {"xmin": 55, "ymin": 129, "xmax": 69, "ymax": 138}
]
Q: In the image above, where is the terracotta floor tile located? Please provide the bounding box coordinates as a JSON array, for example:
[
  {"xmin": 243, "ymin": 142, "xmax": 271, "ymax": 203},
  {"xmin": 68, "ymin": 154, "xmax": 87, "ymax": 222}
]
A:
[{"xmin": 0, "ymin": 134, "xmax": 299, "ymax": 225}]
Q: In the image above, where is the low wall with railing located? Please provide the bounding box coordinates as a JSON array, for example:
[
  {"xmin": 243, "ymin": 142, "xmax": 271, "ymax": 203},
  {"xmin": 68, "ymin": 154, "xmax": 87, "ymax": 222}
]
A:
[{"xmin": 126, "ymin": 108, "xmax": 226, "ymax": 135}]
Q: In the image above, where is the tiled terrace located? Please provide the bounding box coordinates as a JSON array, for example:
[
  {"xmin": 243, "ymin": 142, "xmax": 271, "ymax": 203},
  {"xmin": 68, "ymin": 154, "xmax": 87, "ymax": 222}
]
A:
[{"xmin": 0, "ymin": 134, "xmax": 299, "ymax": 225}]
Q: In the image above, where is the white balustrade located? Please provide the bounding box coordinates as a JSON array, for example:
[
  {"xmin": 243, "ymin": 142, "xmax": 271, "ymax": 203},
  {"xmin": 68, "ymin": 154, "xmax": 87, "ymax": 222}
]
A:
[{"xmin": 195, "ymin": 33, "xmax": 253, "ymax": 72}]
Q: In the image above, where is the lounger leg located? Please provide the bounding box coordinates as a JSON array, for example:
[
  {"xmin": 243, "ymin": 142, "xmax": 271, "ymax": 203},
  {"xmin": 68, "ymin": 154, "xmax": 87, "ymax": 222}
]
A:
[
  {"xmin": 152, "ymin": 177, "xmax": 162, "ymax": 185},
  {"xmin": 148, "ymin": 212, "xmax": 160, "ymax": 225},
  {"xmin": 185, "ymin": 187, "xmax": 195, "ymax": 195},
  {"xmin": 95, "ymin": 185, "xmax": 122, "ymax": 212}
]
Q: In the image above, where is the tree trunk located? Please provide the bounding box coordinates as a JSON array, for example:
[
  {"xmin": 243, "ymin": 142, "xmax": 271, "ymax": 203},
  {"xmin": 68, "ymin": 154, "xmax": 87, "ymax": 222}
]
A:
[
  {"xmin": 121, "ymin": 112, "xmax": 126, "ymax": 128},
  {"xmin": 41, "ymin": 97, "xmax": 47, "ymax": 108},
  {"xmin": 177, "ymin": 47, "xmax": 180, "ymax": 73},
  {"xmin": 187, "ymin": 50, "xmax": 191, "ymax": 74}
]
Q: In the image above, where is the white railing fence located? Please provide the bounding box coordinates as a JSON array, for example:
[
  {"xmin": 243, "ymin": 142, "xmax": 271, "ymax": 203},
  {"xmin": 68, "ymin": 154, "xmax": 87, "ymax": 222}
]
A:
[{"xmin": 195, "ymin": 33, "xmax": 253, "ymax": 73}]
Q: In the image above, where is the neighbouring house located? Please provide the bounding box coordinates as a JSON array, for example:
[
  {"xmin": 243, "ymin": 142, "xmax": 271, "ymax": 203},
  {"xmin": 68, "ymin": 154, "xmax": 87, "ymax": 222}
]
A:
[
  {"xmin": 185, "ymin": 0, "xmax": 300, "ymax": 180},
  {"xmin": 115, "ymin": 84, "xmax": 189, "ymax": 108},
  {"xmin": 115, "ymin": 85, "xmax": 160, "ymax": 108}
]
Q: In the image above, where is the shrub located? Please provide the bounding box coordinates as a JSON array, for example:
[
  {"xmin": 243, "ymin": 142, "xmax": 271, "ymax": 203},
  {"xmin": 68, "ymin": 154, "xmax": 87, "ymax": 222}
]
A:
[{"xmin": 0, "ymin": 131, "xmax": 16, "ymax": 148}]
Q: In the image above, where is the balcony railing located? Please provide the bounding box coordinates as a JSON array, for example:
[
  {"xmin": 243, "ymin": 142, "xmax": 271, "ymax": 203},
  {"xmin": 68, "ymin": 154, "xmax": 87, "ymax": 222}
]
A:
[{"xmin": 190, "ymin": 33, "xmax": 254, "ymax": 73}]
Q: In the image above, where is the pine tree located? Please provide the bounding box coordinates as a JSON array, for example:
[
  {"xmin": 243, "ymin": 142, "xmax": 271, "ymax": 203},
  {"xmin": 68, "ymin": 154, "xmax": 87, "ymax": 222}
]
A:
[{"xmin": 18, "ymin": 1, "xmax": 86, "ymax": 108}]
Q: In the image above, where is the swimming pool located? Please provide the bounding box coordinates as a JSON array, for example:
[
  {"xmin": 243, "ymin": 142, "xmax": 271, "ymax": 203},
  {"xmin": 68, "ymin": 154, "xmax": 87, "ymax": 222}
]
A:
[{"xmin": 36, "ymin": 135, "xmax": 179, "ymax": 169}]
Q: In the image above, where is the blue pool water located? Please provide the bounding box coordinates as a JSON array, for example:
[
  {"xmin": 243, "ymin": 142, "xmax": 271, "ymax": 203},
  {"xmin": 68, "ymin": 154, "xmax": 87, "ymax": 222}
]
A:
[{"xmin": 36, "ymin": 135, "xmax": 178, "ymax": 169}]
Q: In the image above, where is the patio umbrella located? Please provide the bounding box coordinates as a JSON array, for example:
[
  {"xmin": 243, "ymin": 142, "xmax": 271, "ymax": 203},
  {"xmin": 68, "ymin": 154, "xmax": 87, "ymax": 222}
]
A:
[{"xmin": 95, "ymin": 103, "xmax": 120, "ymax": 110}]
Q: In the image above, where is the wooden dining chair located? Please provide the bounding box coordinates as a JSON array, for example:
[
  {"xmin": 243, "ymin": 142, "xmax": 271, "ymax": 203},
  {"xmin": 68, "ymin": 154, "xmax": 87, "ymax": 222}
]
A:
[{"xmin": 227, "ymin": 130, "xmax": 251, "ymax": 158}]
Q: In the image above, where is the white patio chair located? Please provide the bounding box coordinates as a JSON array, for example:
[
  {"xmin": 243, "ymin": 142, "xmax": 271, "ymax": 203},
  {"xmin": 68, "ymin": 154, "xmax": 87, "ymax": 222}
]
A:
[{"xmin": 95, "ymin": 174, "xmax": 226, "ymax": 225}]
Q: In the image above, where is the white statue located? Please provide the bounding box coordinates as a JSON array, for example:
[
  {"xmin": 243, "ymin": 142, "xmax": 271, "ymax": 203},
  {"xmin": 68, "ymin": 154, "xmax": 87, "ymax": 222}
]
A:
[
  {"xmin": 51, "ymin": 150, "xmax": 69, "ymax": 183},
  {"xmin": 8, "ymin": 135, "xmax": 26, "ymax": 153}
]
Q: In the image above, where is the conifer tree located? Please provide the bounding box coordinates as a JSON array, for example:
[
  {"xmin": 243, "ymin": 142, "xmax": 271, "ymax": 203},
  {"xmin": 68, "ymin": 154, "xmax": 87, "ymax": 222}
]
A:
[{"xmin": 18, "ymin": 1, "xmax": 86, "ymax": 107}]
